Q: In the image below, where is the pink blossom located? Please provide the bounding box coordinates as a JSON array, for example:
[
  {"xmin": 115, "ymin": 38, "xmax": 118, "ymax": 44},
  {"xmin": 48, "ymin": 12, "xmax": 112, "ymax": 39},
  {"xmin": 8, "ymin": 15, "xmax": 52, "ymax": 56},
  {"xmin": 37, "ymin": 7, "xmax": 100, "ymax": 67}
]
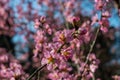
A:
[
  {"xmin": 99, "ymin": 18, "xmax": 109, "ymax": 33},
  {"xmin": 0, "ymin": 54, "xmax": 8, "ymax": 63},
  {"xmin": 90, "ymin": 64, "xmax": 98, "ymax": 73},
  {"xmin": 66, "ymin": 16, "xmax": 80, "ymax": 24}
]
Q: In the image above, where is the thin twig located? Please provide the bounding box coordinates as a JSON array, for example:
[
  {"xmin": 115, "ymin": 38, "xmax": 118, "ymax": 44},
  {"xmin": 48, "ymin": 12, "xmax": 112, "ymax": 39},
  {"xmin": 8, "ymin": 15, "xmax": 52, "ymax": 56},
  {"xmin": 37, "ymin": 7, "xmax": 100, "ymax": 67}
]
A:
[
  {"xmin": 26, "ymin": 64, "xmax": 47, "ymax": 80},
  {"xmin": 81, "ymin": 27, "xmax": 100, "ymax": 79},
  {"xmin": 59, "ymin": 0, "xmax": 70, "ymax": 29},
  {"xmin": 57, "ymin": 42, "xmax": 66, "ymax": 53},
  {"xmin": 37, "ymin": 71, "xmax": 40, "ymax": 80},
  {"xmin": 92, "ymin": 72, "xmax": 95, "ymax": 80},
  {"xmin": 85, "ymin": 27, "xmax": 100, "ymax": 66}
]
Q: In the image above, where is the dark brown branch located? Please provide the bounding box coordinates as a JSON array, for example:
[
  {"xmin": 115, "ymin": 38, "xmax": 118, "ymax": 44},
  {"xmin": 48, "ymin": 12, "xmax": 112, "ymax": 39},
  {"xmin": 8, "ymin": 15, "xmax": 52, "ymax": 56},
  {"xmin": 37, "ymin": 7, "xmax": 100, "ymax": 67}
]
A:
[{"xmin": 26, "ymin": 64, "xmax": 47, "ymax": 80}]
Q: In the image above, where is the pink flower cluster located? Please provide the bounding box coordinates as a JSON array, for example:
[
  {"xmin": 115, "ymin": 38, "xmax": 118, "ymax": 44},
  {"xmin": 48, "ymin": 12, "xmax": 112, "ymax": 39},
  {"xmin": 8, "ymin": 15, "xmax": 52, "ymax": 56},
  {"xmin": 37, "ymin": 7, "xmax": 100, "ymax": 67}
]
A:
[
  {"xmin": 0, "ymin": 0, "xmax": 15, "ymax": 36},
  {"xmin": 0, "ymin": 48, "xmax": 28, "ymax": 80},
  {"xmin": 33, "ymin": 15, "xmax": 100, "ymax": 80},
  {"xmin": 33, "ymin": 0, "xmax": 113, "ymax": 80}
]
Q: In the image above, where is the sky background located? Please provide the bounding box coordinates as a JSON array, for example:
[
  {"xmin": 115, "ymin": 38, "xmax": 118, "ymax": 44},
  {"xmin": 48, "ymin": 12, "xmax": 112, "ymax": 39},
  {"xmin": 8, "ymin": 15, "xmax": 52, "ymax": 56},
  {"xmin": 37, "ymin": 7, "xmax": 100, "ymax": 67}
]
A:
[{"xmin": 7, "ymin": 0, "xmax": 120, "ymax": 63}]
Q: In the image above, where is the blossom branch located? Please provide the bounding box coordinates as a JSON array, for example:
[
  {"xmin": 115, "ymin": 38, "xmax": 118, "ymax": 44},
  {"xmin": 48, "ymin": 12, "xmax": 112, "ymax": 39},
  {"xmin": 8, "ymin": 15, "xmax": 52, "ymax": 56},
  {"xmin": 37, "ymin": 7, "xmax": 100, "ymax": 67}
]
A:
[
  {"xmin": 81, "ymin": 27, "xmax": 100, "ymax": 79},
  {"xmin": 26, "ymin": 64, "xmax": 47, "ymax": 80},
  {"xmin": 57, "ymin": 42, "xmax": 66, "ymax": 53}
]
